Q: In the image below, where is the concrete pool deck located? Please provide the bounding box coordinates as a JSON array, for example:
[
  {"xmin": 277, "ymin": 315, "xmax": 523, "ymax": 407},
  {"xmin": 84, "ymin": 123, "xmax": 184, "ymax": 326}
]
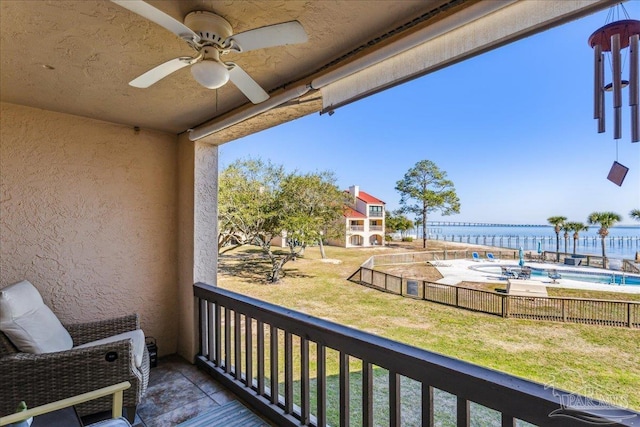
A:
[{"xmin": 433, "ymin": 258, "xmax": 640, "ymax": 294}]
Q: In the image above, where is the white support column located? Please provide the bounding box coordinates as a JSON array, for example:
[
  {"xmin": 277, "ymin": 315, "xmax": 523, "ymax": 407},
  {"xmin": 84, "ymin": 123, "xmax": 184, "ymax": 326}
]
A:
[
  {"xmin": 194, "ymin": 141, "xmax": 219, "ymax": 286},
  {"xmin": 177, "ymin": 133, "xmax": 218, "ymax": 361}
]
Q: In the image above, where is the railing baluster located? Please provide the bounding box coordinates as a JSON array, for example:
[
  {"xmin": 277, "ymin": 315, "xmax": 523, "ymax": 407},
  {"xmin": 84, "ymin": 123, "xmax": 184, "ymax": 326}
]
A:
[
  {"xmin": 317, "ymin": 343, "xmax": 326, "ymax": 427},
  {"xmin": 245, "ymin": 316, "xmax": 253, "ymax": 388},
  {"xmin": 270, "ymin": 325, "xmax": 279, "ymax": 405},
  {"xmin": 422, "ymin": 384, "xmax": 433, "ymax": 427},
  {"xmin": 224, "ymin": 307, "xmax": 231, "ymax": 373},
  {"xmin": 456, "ymin": 396, "xmax": 469, "ymax": 427},
  {"xmin": 389, "ymin": 371, "xmax": 400, "ymax": 427},
  {"xmin": 301, "ymin": 337, "xmax": 310, "ymax": 425},
  {"xmin": 339, "ymin": 352, "xmax": 350, "ymax": 427},
  {"xmin": 501, "ymin": 413, "xmax": 515, "ymax": 427},
  {"xmin": 207, "ymin": 301, "xmax": 215, "ymax": 362},
  {"xmin": 284, "ymin": 331, "xmax": 293, "ymax": 414},
  {"xmin": 234, "ymin": 311, "xmax": 241, "ymax": 380},
  {"xmin": 215, "ymin": 303, "xmax": 221, "ymax": 366},
  {"xmin": 257, "ymin": 320, "xmax": 265, "ymax": 396},
  {"xmin": 199, "ymin": 298, "xmax": 207, "ymax": 356},
  {"xmin": 362, "ymin": 361, "xmax": 373, "ymax": 427}
]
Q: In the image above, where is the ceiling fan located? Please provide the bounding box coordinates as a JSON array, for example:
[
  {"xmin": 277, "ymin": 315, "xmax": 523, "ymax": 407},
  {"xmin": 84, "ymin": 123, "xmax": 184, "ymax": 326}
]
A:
[{"xmin": 111, "ymin": 0, "xmax": 308, "ymax": 104}]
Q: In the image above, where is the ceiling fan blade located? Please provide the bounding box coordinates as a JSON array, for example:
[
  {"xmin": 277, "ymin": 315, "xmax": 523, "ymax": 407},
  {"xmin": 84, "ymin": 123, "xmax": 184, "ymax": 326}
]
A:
[
  {"xmin": 129, "ymin": 57, "xmax": 193, "ymax": 88},
  {"xmin": 227, "ymin": 21, "xmax": 308, "ymax": 53},
  {"xmin": 227, "ymin": 64, "xmax": 269, "ymax": 104},
  {"xmin": 111, "ymin": 0, "xmax": 200, "ymax": 43}
]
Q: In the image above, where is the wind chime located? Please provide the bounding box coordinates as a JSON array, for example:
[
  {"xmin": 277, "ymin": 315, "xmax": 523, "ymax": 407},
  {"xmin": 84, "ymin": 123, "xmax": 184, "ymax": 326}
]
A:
[{"xmin": 588, "ymin": 5, "xmax": 640, "ymax": 185}]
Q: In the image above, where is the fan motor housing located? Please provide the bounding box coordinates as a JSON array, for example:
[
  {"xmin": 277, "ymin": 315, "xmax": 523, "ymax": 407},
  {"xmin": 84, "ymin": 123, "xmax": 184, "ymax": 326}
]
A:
[{"xmin": 185, "ymin": 11, "xmax": 233, "ymax": 46}]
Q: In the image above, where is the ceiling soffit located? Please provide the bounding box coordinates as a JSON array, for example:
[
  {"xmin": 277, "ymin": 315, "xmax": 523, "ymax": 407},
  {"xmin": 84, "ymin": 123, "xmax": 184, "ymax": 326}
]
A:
[
  {"xmin": 0, "ymin": 0, "xmax": 449, "ymax": 135},
  {"xmin": 0, "ymin": 0, "xmax": 619, "ymax": 143}
]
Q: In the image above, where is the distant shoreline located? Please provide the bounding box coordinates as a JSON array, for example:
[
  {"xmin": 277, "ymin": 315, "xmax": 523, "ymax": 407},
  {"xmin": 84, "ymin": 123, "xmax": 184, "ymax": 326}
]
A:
[
  {"xmin": 393, "ymin": 224, "xmax": 640, "ymax": 259},
  {"xmin": 387, "ymin": 237, "xmax": 639, "ymax": 261},
  {"xmin": 423, "ymin": 224, "xmax": 640, "ymax": 228}
]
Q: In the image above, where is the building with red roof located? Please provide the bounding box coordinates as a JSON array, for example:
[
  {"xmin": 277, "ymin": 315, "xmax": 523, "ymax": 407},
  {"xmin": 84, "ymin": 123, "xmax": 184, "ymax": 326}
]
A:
[{"xmin": 329, "ymin": 185, "xmax": 386, "ymax": 248}]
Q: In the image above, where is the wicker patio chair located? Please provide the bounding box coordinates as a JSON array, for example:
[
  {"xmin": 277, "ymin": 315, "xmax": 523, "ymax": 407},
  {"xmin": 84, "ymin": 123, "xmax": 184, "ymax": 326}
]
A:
[{"xmin": 0, "ymin": 314, "xmax": 149, "ymax": 422}]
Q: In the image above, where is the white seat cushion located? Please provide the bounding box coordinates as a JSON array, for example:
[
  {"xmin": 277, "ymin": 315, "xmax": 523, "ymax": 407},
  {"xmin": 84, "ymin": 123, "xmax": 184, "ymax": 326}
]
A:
[
  {"xmin": 75, "ymin": 329, "xmax": 145, "ymax": 368},
  {"xmin": 0, "ymin": 280, "xmax": 74, "ymax": 353}
]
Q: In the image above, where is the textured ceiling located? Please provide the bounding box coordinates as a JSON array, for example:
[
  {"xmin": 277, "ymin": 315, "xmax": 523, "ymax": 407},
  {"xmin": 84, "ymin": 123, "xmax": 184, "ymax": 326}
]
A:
[{"xmin": 0, "ymin": 0, "xmax": 462, "ymax": 136}]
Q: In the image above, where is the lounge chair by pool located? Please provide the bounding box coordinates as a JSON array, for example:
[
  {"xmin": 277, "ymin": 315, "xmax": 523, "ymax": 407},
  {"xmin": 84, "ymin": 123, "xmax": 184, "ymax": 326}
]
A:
[
  {"xmin": 472, "ymin": 252, "xmax": 481, "ymax": 262},
  {"xmin": 548, "ymin": 269, "xmax": 562, "ymax": 283},
  {"xmin": 432, "ymin": 255, "xmax": 452, "ymax": 267},
  {"xmin": 501, "ymin": 266, "xmax": 517, "ymax": 279},
  {"xmin": 486, "ymin": 253, "xmax": 497, "ymax": 262}
]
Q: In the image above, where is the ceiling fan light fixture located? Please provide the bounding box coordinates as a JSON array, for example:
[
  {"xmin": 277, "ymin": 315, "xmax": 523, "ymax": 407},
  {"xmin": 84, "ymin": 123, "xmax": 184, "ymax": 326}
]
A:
[
  {"xmin": 112, "ymin": 2, "xmax": 308, "ymax": 101},
  {"xmin": 191, "ymin": 60, "xmax": 230, "ymax": 89}
]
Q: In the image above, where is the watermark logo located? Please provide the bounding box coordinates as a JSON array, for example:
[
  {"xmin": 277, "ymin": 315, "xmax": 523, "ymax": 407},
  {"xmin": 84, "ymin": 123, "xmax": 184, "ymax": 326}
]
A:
[{"xmin": 545, "ymin": 371, "xmax": 637, "ymax": 425}]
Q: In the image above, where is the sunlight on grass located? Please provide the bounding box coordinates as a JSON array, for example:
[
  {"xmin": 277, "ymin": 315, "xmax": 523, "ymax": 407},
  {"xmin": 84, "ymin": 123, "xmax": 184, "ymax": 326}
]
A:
[{"xmin": 218, "ymin": 242, "xmax": 640, "ymax": 414}]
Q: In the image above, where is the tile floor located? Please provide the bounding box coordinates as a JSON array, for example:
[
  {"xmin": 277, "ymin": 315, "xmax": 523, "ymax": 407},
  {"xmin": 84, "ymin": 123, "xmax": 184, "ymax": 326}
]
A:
[{"xmin": 83, "ymin": 354, "xmax": 273, "ymax": 427}]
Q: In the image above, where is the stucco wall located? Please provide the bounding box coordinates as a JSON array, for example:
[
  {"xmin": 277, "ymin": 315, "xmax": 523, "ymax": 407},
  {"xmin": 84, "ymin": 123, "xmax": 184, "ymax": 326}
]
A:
[{"xmin": 0, "ymin": 102, "xmax": 179, "ymax": 355}]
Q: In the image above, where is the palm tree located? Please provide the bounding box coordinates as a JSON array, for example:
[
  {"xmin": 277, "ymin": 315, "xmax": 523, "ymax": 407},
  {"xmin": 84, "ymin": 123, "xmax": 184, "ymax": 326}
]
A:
[
  {"xmin": 632, "ymin": 210, "xmax": 640, "ymax": 262},
  {"xmin": 587, "ymin": 212, "xmax": 622, "ymax": 263},
  {"xmin": 547, "ymin": 216, "xmax": 566, "ymax": 262},
  {"xmin": 565, "ymin": 222, "xmax": 589, "ymax": 255},
  {"xmin": 562, "ymin": 224, "xmax": 570, "ymax": 255}
]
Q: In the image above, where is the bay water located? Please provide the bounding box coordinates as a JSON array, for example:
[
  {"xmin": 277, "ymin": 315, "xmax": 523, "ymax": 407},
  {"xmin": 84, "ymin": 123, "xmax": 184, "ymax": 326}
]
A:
[{"xmin": 415, "ymin": 224, "xmax": 640, "ymax": 259}]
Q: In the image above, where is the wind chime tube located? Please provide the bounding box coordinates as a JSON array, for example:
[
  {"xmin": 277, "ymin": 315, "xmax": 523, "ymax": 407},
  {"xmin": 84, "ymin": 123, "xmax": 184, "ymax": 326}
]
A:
[
  {"xmin": 632, "ymin": 105, "xmax": 639, "ymax": 142},
  {"xmin": 612, "ymin": 33, "xmax": 622, "ymax": 139},
  {"xmin": 594, "ymin": 43, "xmax": 602, "ymax": 119},
  {"xmin": 612, "ymin": 33, "xmax": 622, "ymax": 108},
  {"xmin": 630, "ymin": 34, "xmax": 639, "ymax": 106},
  {"xmin": 631, "ymin": 34, "xmax": 639, "ymax": 142},
  {"xmin": 614, "ymin": 109, "xmax": 622, "ymax": 139},
  {"xmin": 598, "ymin": 51, "xmax": 606, "ymax": 133}
]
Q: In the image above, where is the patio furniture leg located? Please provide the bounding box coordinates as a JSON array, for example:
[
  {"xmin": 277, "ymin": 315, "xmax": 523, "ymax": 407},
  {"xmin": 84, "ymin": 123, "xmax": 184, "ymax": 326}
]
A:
[{"xmin": 125, "ymin": 406, "xmax": 137, "ymax": 423}]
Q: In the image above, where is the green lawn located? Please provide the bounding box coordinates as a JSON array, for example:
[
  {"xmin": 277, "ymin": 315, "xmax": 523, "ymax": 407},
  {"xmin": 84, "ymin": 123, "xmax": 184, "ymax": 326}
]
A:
[{"xmin": 217, "ymin": 243, "xmax": 640, "ymax": 423}]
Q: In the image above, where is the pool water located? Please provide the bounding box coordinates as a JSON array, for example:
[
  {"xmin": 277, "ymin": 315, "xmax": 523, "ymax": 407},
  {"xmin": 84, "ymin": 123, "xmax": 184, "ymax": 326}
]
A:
[
  {"xmin": 529, "ymin": 268, "xmax": 640, "ymax": 286},
  {"xmin": 472, "ymin": 265, "xmax": 640, "ymax": 286}
]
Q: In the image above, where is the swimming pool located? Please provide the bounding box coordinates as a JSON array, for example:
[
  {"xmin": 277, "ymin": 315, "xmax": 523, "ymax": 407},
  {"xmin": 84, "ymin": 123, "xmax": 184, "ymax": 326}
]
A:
[{"xmin": 471, "ymin": 265, "xmax": 640, "ymax": 286}]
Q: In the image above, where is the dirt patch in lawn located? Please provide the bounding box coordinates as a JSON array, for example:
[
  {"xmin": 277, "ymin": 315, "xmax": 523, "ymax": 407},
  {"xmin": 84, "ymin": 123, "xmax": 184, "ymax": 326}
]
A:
[{"xmin": 374, "ymin": 263, "xmax": 444, "ymax": 282}]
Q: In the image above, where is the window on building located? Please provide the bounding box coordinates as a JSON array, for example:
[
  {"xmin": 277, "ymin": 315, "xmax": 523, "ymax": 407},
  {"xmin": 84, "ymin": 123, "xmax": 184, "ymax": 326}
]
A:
[
  {"xmin": 350, "ymin": 235, "xmax": 363, "ymax": 246},
  {"xmin": 369, "ymin": 205, "xmax": 383, "ymax": 217}
]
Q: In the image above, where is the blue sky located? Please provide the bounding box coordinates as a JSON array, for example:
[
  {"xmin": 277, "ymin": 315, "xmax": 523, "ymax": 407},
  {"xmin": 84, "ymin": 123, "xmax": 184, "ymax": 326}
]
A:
[{"xmin": 219, "ymin": 3, "xmax": 640, "ymax": 226}]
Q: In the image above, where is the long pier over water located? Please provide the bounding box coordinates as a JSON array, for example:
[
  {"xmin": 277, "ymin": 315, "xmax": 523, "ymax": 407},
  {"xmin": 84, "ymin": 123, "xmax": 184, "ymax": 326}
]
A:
[
  {"xmin": 426, "ymin": 221, "xmax": 547, "ymax": 227},
  {"xmin": 411, "ymin": 223, "xmax": 640, "ymax": 259}
]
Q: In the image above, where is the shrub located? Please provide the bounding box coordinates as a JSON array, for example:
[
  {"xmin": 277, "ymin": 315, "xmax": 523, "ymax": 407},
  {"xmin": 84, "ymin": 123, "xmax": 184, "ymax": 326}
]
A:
[{"xmin": 401, "ymin": 237, "xmax": 414, "ymax": 242}]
